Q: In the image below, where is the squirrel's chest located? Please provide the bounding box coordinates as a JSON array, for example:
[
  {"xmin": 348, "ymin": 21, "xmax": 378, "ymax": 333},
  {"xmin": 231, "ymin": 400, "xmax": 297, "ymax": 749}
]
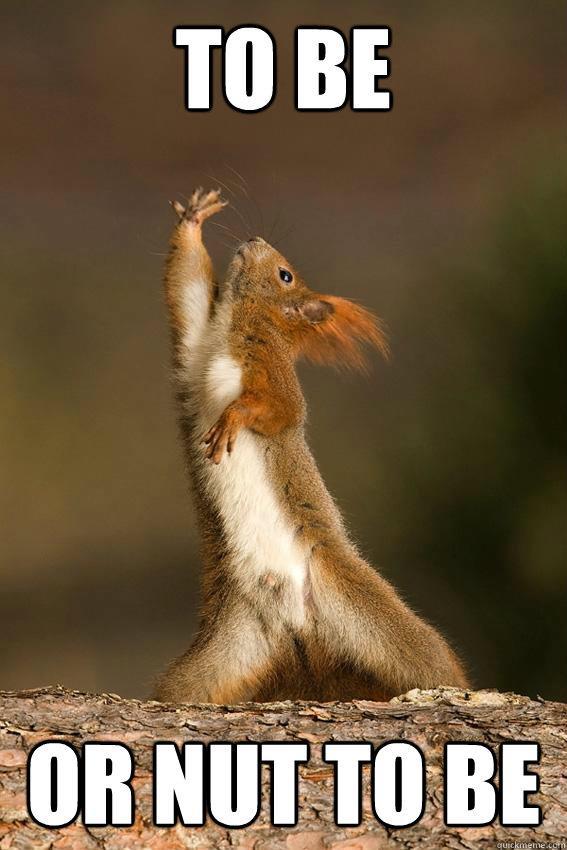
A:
[{"xmin": 195, "ymin": 352, "xmax": 308, "ymax": 621}]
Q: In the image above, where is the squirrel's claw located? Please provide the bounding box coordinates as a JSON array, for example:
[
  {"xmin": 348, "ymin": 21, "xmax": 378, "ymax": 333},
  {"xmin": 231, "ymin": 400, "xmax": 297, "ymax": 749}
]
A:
[
  {"xmin": 170, "ymin": 199, "xmax": 187, "ymax": 221},
  {"xmin": 170, "ymin": 188, "xmax": 228, "ymax": 226},
  {"xmin": 203, "ymin": 410, "xmax": 239, "ymax": 464}
]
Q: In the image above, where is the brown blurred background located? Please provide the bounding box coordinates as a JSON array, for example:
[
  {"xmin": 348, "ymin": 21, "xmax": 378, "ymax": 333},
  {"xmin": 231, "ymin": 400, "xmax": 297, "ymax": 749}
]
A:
[{"xmin": 2, "ymin": 2, "xmax": 566, "ymax": 701}]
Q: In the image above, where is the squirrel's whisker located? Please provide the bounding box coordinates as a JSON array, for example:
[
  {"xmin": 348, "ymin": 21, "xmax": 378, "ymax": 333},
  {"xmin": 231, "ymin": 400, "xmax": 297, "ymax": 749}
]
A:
[
  {"xmin": 210, "ymin": 221, "xmax": 241, "ymax": 243},
  {"xmin": 225, "ymin": 165, "xmax": 266, "ymax": 238},
  {"xmin": 268, "ymin": 206, "xmax": 284, "ymax": 244},
  {"xmin": 207, "ymin": 172, "xmax": 255, "ymax": 236}
]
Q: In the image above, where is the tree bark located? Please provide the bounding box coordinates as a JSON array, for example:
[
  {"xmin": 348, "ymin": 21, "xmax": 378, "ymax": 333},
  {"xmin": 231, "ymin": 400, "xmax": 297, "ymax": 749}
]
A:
[{"xmin": 0, "ymin": 686, "xmax": 565, "ymax": 848}]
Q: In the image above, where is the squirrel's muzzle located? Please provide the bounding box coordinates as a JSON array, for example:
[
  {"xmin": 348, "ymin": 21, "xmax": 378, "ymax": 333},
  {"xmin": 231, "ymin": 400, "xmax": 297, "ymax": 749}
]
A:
[{"xmin": 235, "ymin": 236, "xmax": 269, "ymax": 262}]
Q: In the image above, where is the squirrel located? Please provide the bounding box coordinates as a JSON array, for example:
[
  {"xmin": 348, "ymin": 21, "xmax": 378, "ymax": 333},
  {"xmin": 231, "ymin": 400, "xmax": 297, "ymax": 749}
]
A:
[{"xmin": 154, "ymin": 187, "xmax": 468, "ymax": 703}]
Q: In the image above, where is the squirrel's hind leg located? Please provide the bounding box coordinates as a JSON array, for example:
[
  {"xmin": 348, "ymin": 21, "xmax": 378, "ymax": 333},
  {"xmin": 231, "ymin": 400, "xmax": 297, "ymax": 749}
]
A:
[
  {"xmin": 152, "ymin": 598, "xmax": 275, "ymax": 704},
  {"xmin": 311, "ymin": 552, "xmax": 469, "ymax": 697}
]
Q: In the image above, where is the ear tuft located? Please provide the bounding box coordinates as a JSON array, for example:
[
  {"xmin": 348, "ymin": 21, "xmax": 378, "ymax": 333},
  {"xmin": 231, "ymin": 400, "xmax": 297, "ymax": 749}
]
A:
[
  {"xmin": 298, "ymin": 295, "xmax": 389, "ymax": 371},
  {"xmin": 300, "ymin": 299, "xmax": 335, "ymax": 324}
]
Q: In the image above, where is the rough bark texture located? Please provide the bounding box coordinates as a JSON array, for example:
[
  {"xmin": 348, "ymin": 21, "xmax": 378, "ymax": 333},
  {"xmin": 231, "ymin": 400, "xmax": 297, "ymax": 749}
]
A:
[{"xmin": 0, "ymin": 686, "xmax": 565, "ymax": 849}]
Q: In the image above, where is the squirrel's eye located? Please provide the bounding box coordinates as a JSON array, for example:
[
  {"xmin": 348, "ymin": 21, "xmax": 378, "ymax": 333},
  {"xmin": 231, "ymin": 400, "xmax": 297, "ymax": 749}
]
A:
[{"xmin": 279, "ymin": 268, "xmax": 293, "ymax": 284}]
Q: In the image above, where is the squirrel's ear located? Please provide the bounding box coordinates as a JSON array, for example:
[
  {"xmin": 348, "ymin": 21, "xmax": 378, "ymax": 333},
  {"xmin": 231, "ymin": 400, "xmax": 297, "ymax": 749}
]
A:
[
  {"xmin": 298, "ymin": 299, "xmax": 335, "ymax": 324},
  {"xmin": 298, "ymin": 295, "xmax": 389, "ymax": 371}
]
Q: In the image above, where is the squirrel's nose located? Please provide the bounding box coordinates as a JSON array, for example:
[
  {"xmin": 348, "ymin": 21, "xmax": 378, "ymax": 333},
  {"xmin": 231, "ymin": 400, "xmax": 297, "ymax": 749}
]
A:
[{"xmin": 247, "ymin": 236, "xmax": 266, "ymax": 245}]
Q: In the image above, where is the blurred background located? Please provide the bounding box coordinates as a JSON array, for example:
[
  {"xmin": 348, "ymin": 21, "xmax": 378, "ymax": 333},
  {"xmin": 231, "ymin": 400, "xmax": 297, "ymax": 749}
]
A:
[{"xmin": 1, "ymin": 1, "xmax": 566, "ymax": 701}]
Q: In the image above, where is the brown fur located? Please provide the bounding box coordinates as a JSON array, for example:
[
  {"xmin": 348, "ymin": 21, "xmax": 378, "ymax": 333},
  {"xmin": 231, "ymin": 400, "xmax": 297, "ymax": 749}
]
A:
[{"xmin": 154, "ymin": 190, "xmax": 469, "ymax": 704}]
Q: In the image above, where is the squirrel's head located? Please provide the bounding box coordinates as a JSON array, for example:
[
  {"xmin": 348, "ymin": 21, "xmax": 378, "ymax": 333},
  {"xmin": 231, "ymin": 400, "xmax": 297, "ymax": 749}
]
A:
[{"xmin": 226, "ymin": 237, "xmax": 389, "ymax": 370}]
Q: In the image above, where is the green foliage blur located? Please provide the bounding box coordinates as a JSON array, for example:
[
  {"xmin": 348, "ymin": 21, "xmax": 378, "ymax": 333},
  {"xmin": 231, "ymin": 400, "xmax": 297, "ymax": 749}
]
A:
[{"xmin": 371, "ymin": 170, "xmax": 567, "ymax": 698}]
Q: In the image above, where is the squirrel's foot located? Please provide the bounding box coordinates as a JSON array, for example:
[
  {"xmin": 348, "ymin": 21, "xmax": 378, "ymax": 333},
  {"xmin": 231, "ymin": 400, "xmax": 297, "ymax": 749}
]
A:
[
  {"xmin": 203, "ymin": 405, "xmax": 243, "ymax": 464},
  {"xmin": 170, "ymin": 187, "xmax": 227, "ymax": 226}
]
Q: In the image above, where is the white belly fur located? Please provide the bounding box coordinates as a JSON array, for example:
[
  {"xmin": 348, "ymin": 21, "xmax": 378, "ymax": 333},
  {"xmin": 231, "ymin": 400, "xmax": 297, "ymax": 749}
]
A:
[{"xmin": 182, "ymin": 301, "xmax": 308, "ymax": 625}]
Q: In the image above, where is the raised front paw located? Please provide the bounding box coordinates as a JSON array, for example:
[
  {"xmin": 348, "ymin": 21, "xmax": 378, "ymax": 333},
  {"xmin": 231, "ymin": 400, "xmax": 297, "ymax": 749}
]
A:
[
  {"xmin": 203, "ymin": 405, "xmax": 242, "ymax": 464},
  {"xmin": 170, "ymin": 187, "xmax": 227, "ymax": 226}
]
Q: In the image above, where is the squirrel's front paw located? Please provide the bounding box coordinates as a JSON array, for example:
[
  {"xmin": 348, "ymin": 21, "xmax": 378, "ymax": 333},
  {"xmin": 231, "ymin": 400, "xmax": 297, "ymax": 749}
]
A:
[
  {"xmin": 203, "ymin": 406, "xmax": 242, "ymax": 464},
  {"xmin": 170, "ymin": 187, "xmax": 227, "ymax": 226}
]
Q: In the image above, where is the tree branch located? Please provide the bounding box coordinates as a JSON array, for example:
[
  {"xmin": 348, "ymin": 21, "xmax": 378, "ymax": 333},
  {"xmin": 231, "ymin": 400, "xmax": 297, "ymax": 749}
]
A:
[{"xmin": 0, "ymin": 686, "xmax": 565, "ymax": 848}]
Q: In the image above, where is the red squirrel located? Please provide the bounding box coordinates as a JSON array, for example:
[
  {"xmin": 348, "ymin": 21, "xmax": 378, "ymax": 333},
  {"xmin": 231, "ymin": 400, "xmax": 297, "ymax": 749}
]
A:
[{"xmin": 154, "ymin": 188, "xmax": 468, "ymax": 703}]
